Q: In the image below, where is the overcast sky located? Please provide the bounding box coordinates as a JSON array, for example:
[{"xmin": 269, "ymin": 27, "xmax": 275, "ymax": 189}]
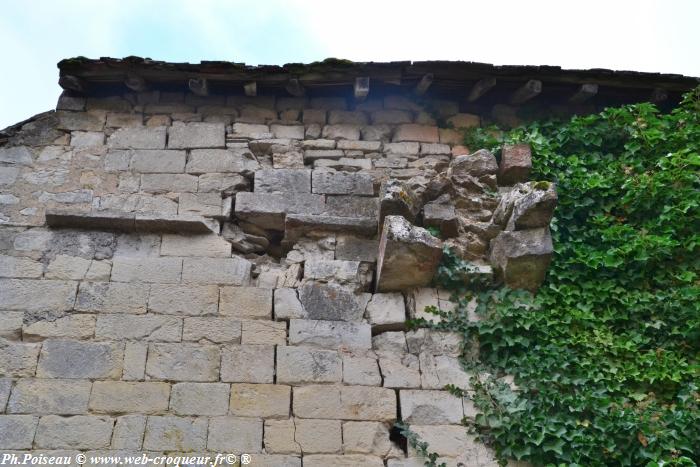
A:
[{"xmin": 1, "ymin": 0, "xmax": 699, "ymax": 129}]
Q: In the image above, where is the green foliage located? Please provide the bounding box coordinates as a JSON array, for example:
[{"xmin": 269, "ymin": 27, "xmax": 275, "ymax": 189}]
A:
[
  {"xmin": 440, "ymin": 88, "xmax": 700, "ymax": 466},
  {"xmin": 394, "ymin": 421, "xmax": 447, "ymax": 467}
]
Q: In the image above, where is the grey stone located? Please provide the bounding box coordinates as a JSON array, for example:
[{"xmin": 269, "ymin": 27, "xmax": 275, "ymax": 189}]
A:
[
  {"xmin": 186, "ymin": 148, "xmax": 260, "ymax": 174},
  {"xmin": 449, "ymin": 149, "xmax": 498, "ymax": 185},
  {"xmin": 489, "ymin": 227, "xmax": 553, "ymax": 291},
  {"xmin": 208, "ymin": 416, "xmax": 263, "ymax": 453},
  {"xmin": 284, "ymin": 214, "xmax": 377, "ymax": 241},
  {"xmin": 299, "ymin": 282, "xmax": 371, "ymax": 321},
  {"xmin": 168, "ymin": 122, "xmax": 225, "ymax": 148},
  {"xmin": 400, "ymin": 390, "xmax": 464, "ymax": 424},
  {"xmin": 423, "ymin": 202, "xmax": 459, "ymax": 238},
  {"xmin": 140, "ymin": 173, "xmax": 198, "ymax": 193},
  {"xmin": 143, "ymin": 416, "xmax": 207, "ymax": 451},
  {"xmin": 234, "ymin": 192, "xmax": 325, "ymax": 230},
  {"xmin": 95, "ymin": 314, "xmax": 182, "ymax": 342},
  {"xmin": 7, "ymin": 379, "xmax": 91, "ymax": 414},
  {"xmin": 146, "ymin": 343, "xmax": 219, "ymax": 381},
  {"xmin": 220, "ymin": 344, "xmax": 274, "ymax": 383},
  {"xmin": 335, "ymin": 235, "xmax": 378, "ymax": 262},
  {"xmin": 112, "ymin": 415, "xmax": 146, "ymax": 449},
  {"xmin": 322, "ymin": 124, "xmax": 360, "ymax": 140},
  {"xmin": 302, "ymin": 139, "xmax": 336, "ymax": 150},
  {"xmin": 35, "ymin": 415, "xmax": 113, "ymax": 449},
  {"xmin": 75, "ymin": 281, "xmax": 149, "ymax": 314},
  {"xmin": 506, "ymin": 183, "xmax": 558, "ymax": 230},
  {"xmin": 288, "ymin": 319, "xmax": 371, "ymax": 350},
  {"xmin": 310, "ymin": 97, "xmax": 347, "ymax": 110},
  {"xmin": 372, "ymin": 331, "xmax": 408, "ymax": 353},
  {"xmin": 0, "ymin": 279, "xmax": 77, "ymax": 312},
  {"xmin": 342, "ymin": 354, "xmax": 382, "ymax": 386},
  {"xmin": 122, "ymin": 342, "xmax": 147, "ymax": 380},
  {"xmin": 69, "ymin": 131, "xmax": 104, "ymax": 147},
  {"xmin": 293, "ymin": 385, "xmax": 396, "ymax": 421},
  {"xmin": 111, "ymin": 257, "xmax": 182, "ymax": 283},
  {"xmin": 182, "ymin": 317, "xmax": 242, "ymax": 343},
  {"xmin": 379, "ymin": 179, "xmax": 421, "ymax": 227},
  {"xmin": 366, "ymin": 293, "xmax": 406, "ymax": 331},
  {"xmin": 361, "ymin": 125, "xmax": 392, "ymax": 142},
  {"xmin": 0, "ymin": 341, "xmax": 41, "ymax": 377},
  {"xmin": 0, "ymin": 255, "xmax": 43, "ymax": 278},
  {"xmin": 270, "ymin": 124, "xmax": 305, "ymax": 139},
  {"xmin": 148, "ymin": 284, "xmax": 219, "ymax": 316},
  {"xmin": 304, "ymin": 259, "xmax": 367, "ymax": 286},
  {"xmin": 273, "ymin": 288, "xmax": 307, "ymax": 320},
  {"xmin": 56, "ymin": 110, "xmax": 105, "ymax": 131},
  {"xmin": 129, "ymin": 150, "xmax": 186, "ymax": 173},
  {"xmin": 303, "ymin": 149, "xmax": 345, "ymax": 161},
  {"xmin": 108, "ymin": 126, "xmax": 166, "ymax": 149},
  {"xmin": 336, "ymin": 140, "xmax": 382, "ymax": 152},
  {"xmin": 37, "ymin": 340, "xmax": 123, "ymax": 379},
  {"xmin": 0, "ymin": 166, "xmax": 20, "ymax": 185},
  {"xmin": 276, "ymin": 346, "xmax": 342, "ymax": 384},
  {"xmin": 0, "ymin": 311, "xmax": 22, "ymax": 339},
  {"xmin": 0, "ymin": 415, "xmax": 38, "ymax": 449},
  {"xmin": 170, "ymin": 382, "xmax": 230, "ymax": 416},
  {"xmin": 378, "ymin": 354, "xmax": 421, "ymax": 388},
  {"xmin": 405, "ymin": 329, "xmax": 462, "ymax": 356},
  {"xmin": 254, "ymin": 169, "xmax": 311, "ymax": 194},
  {"xmin": 198, "ymin": 173, "xmax": 249, "ymax": 193},
  {"xmin": 181, "ymin": 257, "xmax": 252, "ymax": 285},
  {"xmin": 89, "ymin": 381, "xmax": 171, "ymax": 414},
  {"xmin": 419, "ymin": 353, "xmax": 473, "ymax": 390},
  {"xmin": 312, "ymin": 171, "xmax": 374, "ymax": 195},
  {"xmin": 376, "ymin": 216, "xmax": 442, "ymax": 292}
]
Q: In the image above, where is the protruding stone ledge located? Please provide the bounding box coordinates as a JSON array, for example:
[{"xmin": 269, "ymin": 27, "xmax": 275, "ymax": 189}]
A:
[{"xmin": 45, "ymin": 209, "xmax": 218, "ymax": 233}]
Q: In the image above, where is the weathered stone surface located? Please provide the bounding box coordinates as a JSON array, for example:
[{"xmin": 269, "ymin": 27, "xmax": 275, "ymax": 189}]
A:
[
  {"xmin": 277, "ymin": 346, "xmax": 342, "ymax": 384},
  {"xmin": 22, "ymin": 314, "xmax": 96, "ymax": 341},
  {"xmin": 312, "ymin": 171, "xmax": 374, "ymax": 195},
  {"xmin": 304, "ymin": 259, "xmax": 367, "ymax": 287},
  {"xmin": 148, "ymin": 284, "xmax": 219, "ymax": 316},
  {"xmin": 489, "ymin": 227, "xmax": 553, "ymax": 291},
  {"xmin": 0, "ymin": 415, "xmax": 38, "ymax": 449},
  {"xmin": 270, "ymin": 124, "xmax": 305, "ymax": 139},
  {"xmin": 0, "ymin": 342, "xmax": 40, "ymax": 377},
  {"xmin": 170, "ymin": 382, "xmax": 230, "ymax": 416},
  {"xmin": 372, "ymin": 331, "xmax": 408, "ymax": 353},
  {"xmin": 295, "ymin": 418, "xmax": 342, "ymax": 453},
  {"xmin": 0, "ymin": 255, "xmax": 43, "ymax": 278},
  {"xmin": 220, "ymin": 344, "xmax": 274, "ymax": 383},
  {"xmin": 89, "ymin": 381, "xmax": 170, "ymax": 414},
  {"xmin": 378, "ymin": 354, "xmax": 421, "ymax": 388},
  {"xmin": 400, "ymin": 390, "xmax": 464, "ymax": 424},
  {"xmin": 178, "ymin": 192, "xmax": 225, "ymax": 217},
  {"xmin": 499, "ymin": 144, "xmax": 532, "ymax": 185},
  {"xmin": 289, "ymin": 319, "xmax": 371, "ymax": 350},
  {"xmin": 322, "ymin": 124, "xmax": 361, "ymax": 140},
  {"xmin": 129, "ymin": 150, "xmax": 186, "ymax": 173},
  {"xmin": 273, "ymin": 288, "xmax": 307, "ymax": 320},
  {"xmin": 366, "ymin": 293, "xmax": 406, "ymax": 331},
  {"xmin": 254, "ymin": 169, "xmax": 311, "ymax": 194},
  {"xmin": 108, "ymin": 126, "xmax": 166, "ymax": 149},
  {"xmin": 208, "ymin": 416, "xmax": 263, "ymax": 453},
  {"xmin": 336, "ymin": 140, "xmax": 382, "ymax": 152},
  {"xmin": 376, "ymin": 216, "xmax": 443, "ymax": 292},
  {"xmin": 335, "ymin": 235, "xmax": 378, "ymax": 262},
  {"xmin": 37, "ymin": 340, "xmax": 123, "ymax": 379},
  {"xmin": 304, "ymin": 455, "xmax": 384, "ymax": 467},
  {"xmin": 241, "ymin": 319, "xmax": 287, "ymax": 345},
  {"xmin": 234, "ymin": 192, "xmax": 325, "ymax": 230},
  {"xmin": 35, "ymin": 415, "xmax": 113, "ymax": 449},
  {"xmin": 285, "ymin": 214, "xmax": 377, "ymax": 241},
  {"xmin": 393, "ymin": 124, "xmax": 439, "ymax": 143},
  {"xmin": 57, "ymin": 110, "xmax": 105, "ymax": 131},
  {"xmin": 76, "ymin": 281, "xmax": 149, "ymax": 314},
  {"xmin": 140, "ymin": 173, "xmax": 198, "ymax": 193},
  {"xmin": 406, "ymin": 287, "xmax": 441, "ymax": 323},
  {"xmin": 379, "ymin": 179, "xmax": 421, "ymax": 227},
  {"xmin": 0, "ymin": 311, "xmax": 22, "ymax": 339},
  {"xmin": 122, "ymin": 342, "xmax": 147, "ymax": 380},
  {"xmin": 186, "ymin": 148, "xmax": 260, "ymax": 174},
  {"xmin": 230, "ymin": 383, "xmax": 290, "ymax": 418},
  {"xmin": 500, "ymin": 182, "xmax": 558, "ymax": 230},
  {"xmin": 143, "ymin": 415, "xmax": 207, "ymax": 451},
  {"xmin": 293, "ymin": 385, "xmax": 396, "ymax": 421},
  {"xmin": 449, "ymin": 149, "xmax": 498, "ymax": 182},
  {"xmin": 95, "ymin": 314, "xmax": 182, "ymax": 341},
  {"xmin": 0, "ymin": 166, "xmax": 21, "ymax": 185},
  {"xmin": 145, "ymin": 343, "xmax": 219, "ymax": 381},
  {"xmin": 419, "ymin": 353, "xmax": 473, "ymax": 390},
  {"xmin": 264, "ymin": 419, "xmax": 301, "ymax": 454},
  {"xmin": 181, "ymin": 257, "xmax": 252, "ymax": 285},
  {"xmin": 343, "ymin": 421, "xmax": 392, "ymax": 456},
  {"xmin": 342, "ymin": 354, "xmax": 382, "ymax": 386},
  {"xmin": 303, "ymin": 149, "xmax": 345, "ymax": 161},
  {"xmin": 423, "ymin": 201, "xmax": 459, "ymax": 238},
  {"xmin": 45, "ymin": 254, "xmax": 91, "ymax": 280},
  {"xmin": 298, "ymin": 282, "xmax": 371, "ymax": 321},
  {"xmin": 7, "ymin": 379, "xmax": 91, "ymax": 414},
  {"xmin": 168, "ymin": 122, "xmax": 225, "ymax": 148},
  {"xmin": 406, "ymin": 329, "xmax": 462, "ymax": 356},
  {"xmin": 182, "ymin": 317, "xmax": 242, "ymax": 343},
  {"xmin": 220, "ymin": 286, "xmax": 273, "ymax": 319},
  {"xmin": 112, "ymin": 414, "xmax": 146, "ymax": 449},
  {"xmin": 111, "ymin": 257, "xmax": 182, "ymax": 283},
  {"xmin": 0, "ymin": 279, "xmax": 77, "ymax": 312},
  {"xmin": 232, "ymin": 122, "xmax": 272, "ymax": 139}
]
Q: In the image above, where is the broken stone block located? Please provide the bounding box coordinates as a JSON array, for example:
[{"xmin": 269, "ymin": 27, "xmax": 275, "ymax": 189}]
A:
[
  {"xmin": 448, "ymin": 149, "xmax": 499, "ymax": 185},
  {"xmin": 186, "ymin": 148, "xmax": 260, "ymax": 174},
  {"xmin": 489, "ymin": 227, "xmax": 553, "ymax": 291},
  {"xmin": 234, "ymin": 192, "xmax": 326, "ymax": 230},
  {"xmin": 506, "ymin": 182, "xmax": 558, "ymax": 230},
  {"xmin": 499, "ymin": 144, "xmax": 532, "ymax": 185},
  {"xmin": 304, "ymin": 259, "xmax": 370, "ymax": 288},
  {"xmin": 335, "ymin": 235, "xmax": 379, "ymax": 262},
  {"xmin": 325, "ymin": 196, "xmax": 378, "ymax": 218},
  {"xmin": 405, "ymin": 328, "xmax": 462, "ymax": 356},
  {"xmin": 423, "ymin": 200, "xmax": 459, "ymax": 238},
  {"xmin": 284, "ymin": 214, "xmax": 377, "ymax": 242},
  {"xmin": 276, "ymin": 346, "xmax": 342, "ymax": 384},
  {"xmin": 322, "ymin": 124, "xmax": 361, "ymax": 140},
  {"xmin": 298, "ymin": 282, "xmax": 371, "ymax": 321},
  {"xmin": 400, "ymin": 389, "xmax": 464, "ymax": 424},
  {"xmin": 288, "ymin": 319, "xmax": 371, "ymax": 350},
  {"xmin": 366, "ymin": 293, "xmax": 406, "ymax": 332},
  {"xmin": 312, "ymin": 171, "xmax": 374, "ymax": 195},
  {"xmin": 222, "ymin": 223, "xmax": 269, "ymax": 255},
  {"xmin": 375, "ymin": 216, "xmax": 443, "ymax": 292},
  {"xmin": 254, "ymin": 168, "xmax": 311, "ymax": 194},
  {"xmin": 273, "ymin": 288, "xmax": 307, "ymax": 320},
  {"xmin": 378, "ymin": 353, "xmax": 421, "ymax": 388},
  {"xmin": 342, "ymin": 353, "xmax": 382, "ymax": 386},
  {"xmin": 295, "ymin": 418, "xmax": 342, "ymax": 454},
  {"xmin": 378, "ymin": 179, "xmax": 421, "ymax": 228},
  {"xmin": 343, "ymin": 421, "xmax": 393, "ymax": 457}
]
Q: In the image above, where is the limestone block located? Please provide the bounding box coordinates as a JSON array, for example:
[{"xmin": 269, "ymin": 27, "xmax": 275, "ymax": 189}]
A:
[
  {"xmin": 44, "ymin": 255, "xmax": 90, "ymax": 280},
  {"xmin": 366, "ymin": 293, "xmax": 406, "ymax": 331},
  {"xmin": 335, "ymin": 235, "xmax": 378, "ymax": 262},
  {"xmin": 277, "ymin": 346, "xmax": 342, "ymax": 384},
  {"xmin": 85, "ymin": 260, "xmax": 112, "ymax": 281},
  {"xmin": 198, "ymin": 172, "xmax": 249, "ymax": 193},
  {"xmin": 322, "ymin": 124, "xmax": 360, "ymax": 140},
  {"xmin": 361, "ymin": 124, "xmax": 392, "ymax": 142},
  {"xmin": 181, "ymin": 257, "xmax": 252, "ymax": 285},
  {"xmin": 298, "ymin": 282, "xmax": 371, "ymax": 322},
  {"xmin": 273, "ymin": 151, "xmax": 305, "ymax": 168},
  {"xmin": 122, "ymin": 342, "xmax": 147, "ymax": 380},
  {"xmin": 423, "ymin": 202, "xmax": 459, "ymax": 238},
  {"xmin": 143, "ymin": 416, "xmax": 207, "ymax": 451},
  {"xmin": 0, "ymin": 146, "xmax": 33, "ymax": 165},
  {"xmin": 336, "ymin": 140, "xmax": 382, "ymax": 152},
  {"xmin": 400, "ymin": 390, "xmax": 464, "ymax": 424},
  {"xmin": 89, "ymin": 381, "xmax": 170, "ymax": 414},
  {"xmin": 449, "ymin": 149, "xmax": 498, "ymax": 183},
  {"xmin": 421, "ymin": 142, "xmax": 451, "ymax": 155},
  {"xmin": 506, "ymin": 183, "xmax": 558, "ymax": 230},
  {"xmin": 419, "ymin": 353, "xmax": 472, "ymax": 390},
  {"xmin": 108, "ymin": 126, "xmax": 166, "ymax": 149},
  {"xmin": 140, "ymin": 173, "xmax": 198, "ymax": 193},
  {"xmin": 303, "ymin": 149, "xmax": 345, "ymax": 161},
  {"xmin": 0, "ymin": 311, "xmax": 22, "ymax": 339},
  {"xmin": 393, "ymin": 124, "xmax": 439, "ymax": 143},
  {"xmin": 288, "ymin": 319, "xmax": 371, "ymax": 350},
  {"xmin": 168, "ymin": 122, "xmax": 225, "ymax": 148},
  {"xmin": 178, "ymin": 192, "xmax": 224, "ymax": 217},
  {"xmin": 234, "ymin": 192, "xmax": 325, "ymax": 230},
  {"xmin": 264, "ymin": 419, "xmax": 301, "ymax": 454},
  {"xmin": 37, "ymin": 340, "xmax": 123, "ymax": 379},
  {"xmin": 406, "ymin": 329, "xmax": 462, "ymax": 356},
  {"xmin": 22, "ymin": 314, "xmax": 96, "ymax": 341},
  {"xmin": 186, "ymin": 148, "xmax": 260, "ymax": 174},
  {"xmin": 378, "ymin": 353, "xmax": 421, "ymax": 388},
  {"xmin": 7, "ymin": 379, "xmax": 91, "ymax": 415},
  {"xmin": 182, "ymin": 317, "xmax": 242, "ymax": 343},
  {"xmin": 270, "ymin": 124, "xmax": 305, "ymax": 139},
  {"xmin": 0, "ymin": 415, "xmax": 38, "ymax": 449},
  {"xmin": 95, "ymin": 314, "xmax": 182, "ymax": 342},
  {"xmin": 376, "ymin": 216, "xmax": 443, "ymax": 292},
  {"xmin": 219, "ymin": 286, "xmax": 273, "ymax": 319},
  {"xmin": 342, "ymin": 353, "xmax": 382, "ymax": 386},
  {"xmin": 207, "ymin": 416, "xmax": 263, "ymax": 453},
  {"xmin": 285, "ymin": 214, "xmax": 377, "ymax": 241},
  {"xmin": 304, "ymin": 455, "xmax": 384, "ymax": 467},
  {"xmin": 57, "ymin": 110, "xmax": 105, "ymax": 131},
  {"xmin": 499, "ymin": 144, "xmax": 532, "ymax": 185},
  {"xmin": 220, "ymin": 344, "xmax": 274, "ymax": 383},
  {"xmin": 295, "ymin": 418, "xmax": 342, "ymax": 453},
  {"xmin": 383, "ymin": 142, "xmax": 421, "ymax": 156},
  {"xmin": 230, "ymin": 383, "xmax": 291, "ymax": 418},
  {"xmin": 303, "ymin": 259, "xmax": 367, "ymax": 287},
  {"xmin": 145, "ymin": 343, "xmax": 219, "ymax": 382},
  {"xmin": 410, "ymin": 425, "xmax": 494, "ymax": 460},
  {"xmin": 129, "ymin": 150, "xmax": 186, "ymax": 173},
  {"xmin": 232, "ymin": 122, "xmax": 273, "ymax": 139},
  {"xmin": 293, "ymin": 385, "xmax": 396, "ymax": 421},
  {"xmin": 170, "ymin": 383, "xmax": 230, "ymax": 416},
  {"xmin": 379, "ymin": 180, "xmax": 421, "ymax": 226},
  {"xmin": 315, "ymin": 157, "xmax": 372, "ymax": 171},
  {"xmin": 312, "ymin": 171, "xmax": 374, "ymax": 195},
  {"xmin": 0, "ymin": 279, "xmax": 77, "ymax": 312},
  {"xmin": 254, "ymin": 169, "xmax": 311, "ymax": 194},
  {"xmin": 112, "ymin": 415, "xmax": 146, "ymax": 449},
  {"xmin": 372, "ymin": 331, "xmax": 408, "ymax": 353},
  {"xmin": 273, "ymin": 288, "xmax": 307, "ymax": 320},
  {"xmin": 303, "ymin": 139, "xmax": 336, "ymax": 149},
  {"xmin": 148, "ymin": 284, "xmax": 218, "ymax": 316},
  {"xmin": 241, "ymin": 319, "xmax": 287, "ymax": 345},
  {"xmin": 160, "ymin": 234, "xmax": 230, "ymax": 258},
  {"xmin": 111, "ymin": 257, "xmax": 182, "ymax": 283},
  {"xmin": 239, "ymin": 105, "xmax": 277, "ymax": 123},
  {"xmin": 489, "ymin": 227, "xmax": 553, "ymax": 291},
  {"xmin": 76, "ymin": 281, "xmax": 149, "ymax": 314},
  {"xmin": 35, "ymin": 415, "xmax": 113, "ymax": 449},
  {"xmin": 343, "ymin": 421, "xmax": 392, "ymax": 456},
  {"xmin": 0, "ymin": 255, "xmax": 43, "ymax": 278}
]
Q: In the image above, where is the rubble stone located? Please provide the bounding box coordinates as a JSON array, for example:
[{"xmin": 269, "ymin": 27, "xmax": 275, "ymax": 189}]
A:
[
  {"xmin": 499, "ymin": 144, "xmax": 532, "ymax": 185},
  {"xmin": 489, "ymin": 227, "xmax": 554, "ymax": 291}
]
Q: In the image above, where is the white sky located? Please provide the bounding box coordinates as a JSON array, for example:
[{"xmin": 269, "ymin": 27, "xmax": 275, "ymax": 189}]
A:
[{"xmin": 1, "ymin": 0, "xmax": 698, "ymax": 129}]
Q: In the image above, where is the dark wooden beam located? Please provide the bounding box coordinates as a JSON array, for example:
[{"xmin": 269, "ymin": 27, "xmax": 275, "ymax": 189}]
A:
[
  {"xmin": 58, "ymin": 75, "xmax": 86, "ymax": 93},
  {"xmin": 354, "ymin": 77, "xmax": 370, "ymax": 101},
  {"xmin": 413, "ymin": 73, "xmax": 433, "ymax": 96},
  {"xmin": 467, "ymin": 77, "xmax": 497, "ymax": 102},
  {"xmin": 244, "ymin": 81, "xmax": 257, "ymax": 97},
  {"xmin": 650, "ymin": 88, "xmax": 668, "ymax": 104},
  {"xmin": 285, "ymin": 78, "xmax": 305, "ymax": 97},
  {"xmin": 510, "ymin": 79, "xmax": 542, "ymax": 105},
  {"xmin": 568, "ymin": 83, "xmax": 598, "ymax": 103},
  {"xmin": 188, "ymin": 78, "xmax": 209, "ymax": 96},
  {"xmin": 124, "ymin": 73, "xmax": 149, "ymax": 92}
]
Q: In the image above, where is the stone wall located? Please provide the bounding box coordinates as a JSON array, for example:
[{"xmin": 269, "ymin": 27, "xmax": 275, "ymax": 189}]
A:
[{"xmin": 0, "ymin": 88, "xmax": 552, "ymax": 466}]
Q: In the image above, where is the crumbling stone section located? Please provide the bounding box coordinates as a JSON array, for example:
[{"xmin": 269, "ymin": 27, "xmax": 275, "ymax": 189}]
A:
[{"xmin": 0, "ymin": 74, "xmax": 556, "ymax": 465}]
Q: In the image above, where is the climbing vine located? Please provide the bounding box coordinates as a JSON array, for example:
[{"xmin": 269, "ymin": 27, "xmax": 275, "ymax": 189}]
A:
[{"xmin": 433, "ymin": 88, "xmax": 700, "ymax": 466}]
